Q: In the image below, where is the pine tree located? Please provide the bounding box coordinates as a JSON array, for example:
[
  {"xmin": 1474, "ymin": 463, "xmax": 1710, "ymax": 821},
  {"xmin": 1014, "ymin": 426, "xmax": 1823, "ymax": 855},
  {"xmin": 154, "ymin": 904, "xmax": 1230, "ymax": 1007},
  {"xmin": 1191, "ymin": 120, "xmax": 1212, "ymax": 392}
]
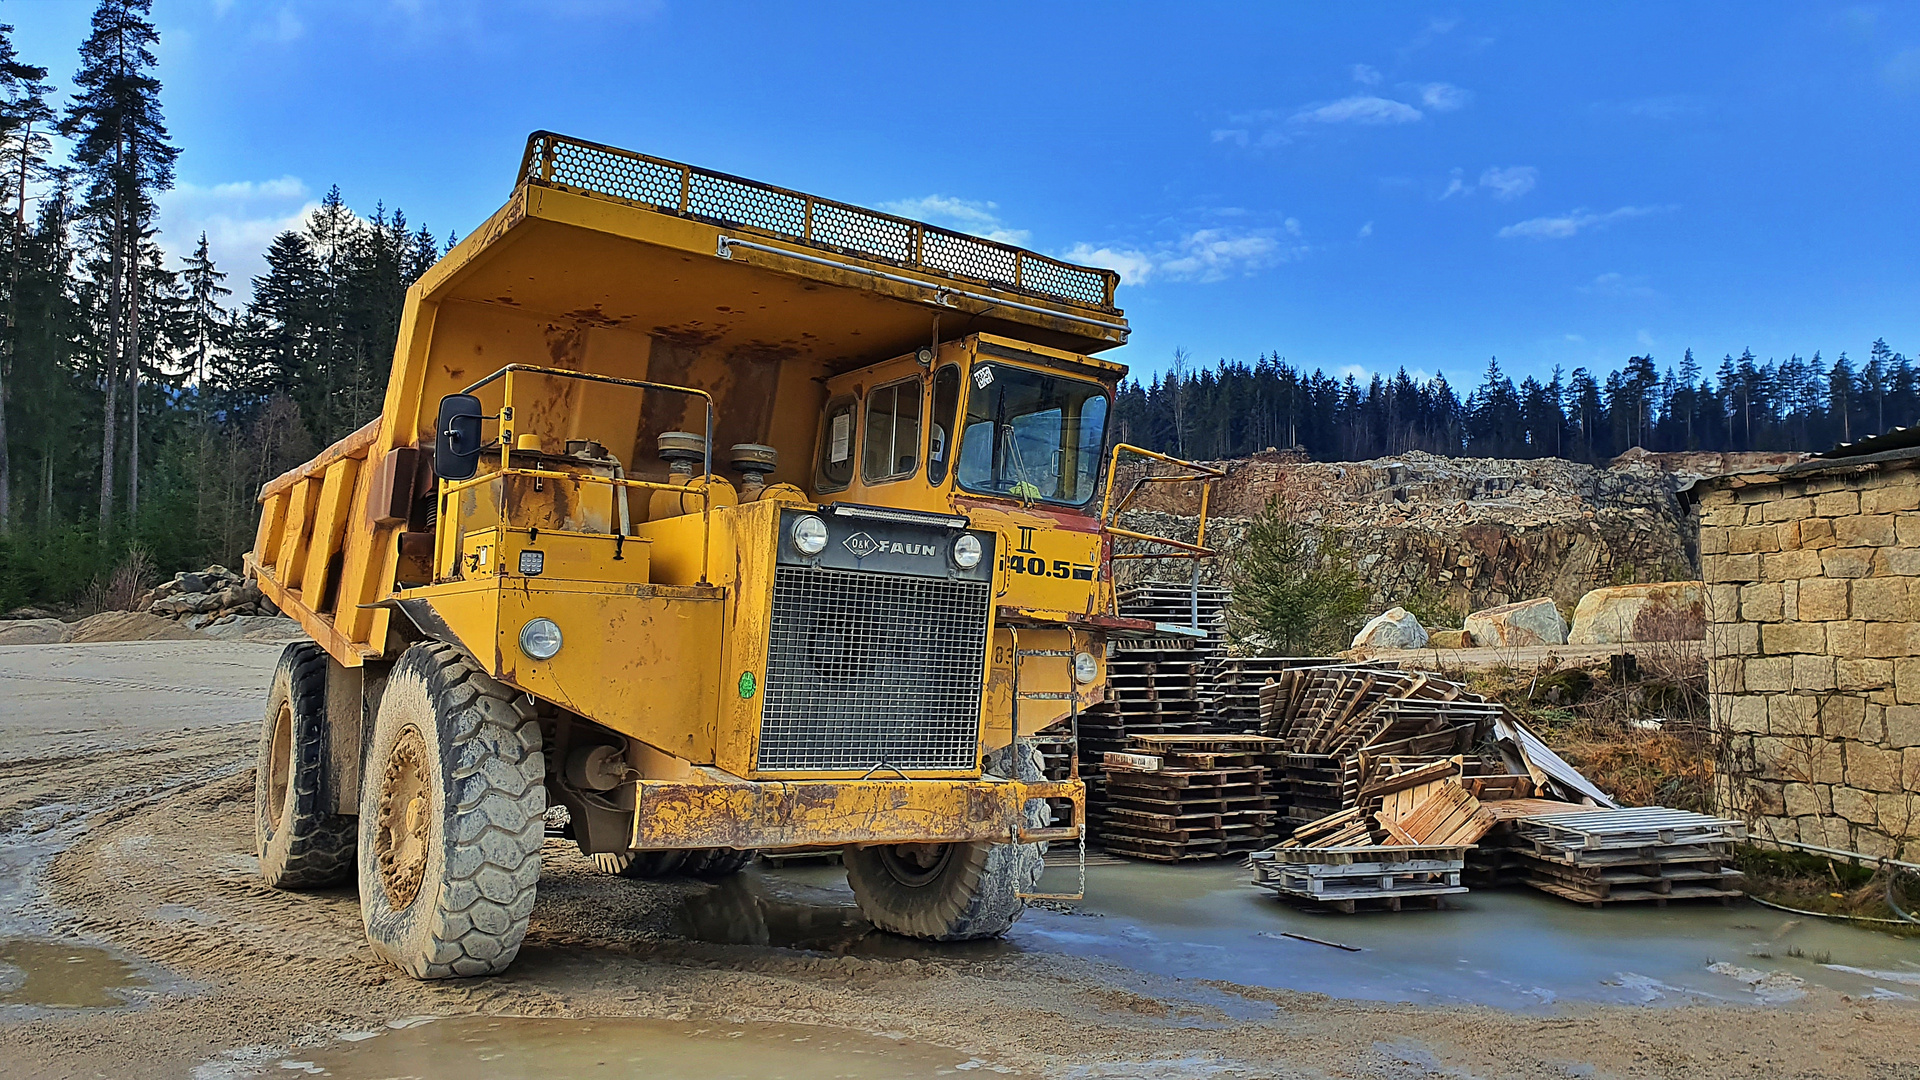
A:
[
  {"xmin": 60, "ymin": 0, "xmax": 177, "ymax": 539},
  {"xmin": 1225, "ymin": 499, "xmax": 1369, "ymax": 654},
  {"xmin": 0, "ymin": 23, "xmax": 50, "ymax": 534}
]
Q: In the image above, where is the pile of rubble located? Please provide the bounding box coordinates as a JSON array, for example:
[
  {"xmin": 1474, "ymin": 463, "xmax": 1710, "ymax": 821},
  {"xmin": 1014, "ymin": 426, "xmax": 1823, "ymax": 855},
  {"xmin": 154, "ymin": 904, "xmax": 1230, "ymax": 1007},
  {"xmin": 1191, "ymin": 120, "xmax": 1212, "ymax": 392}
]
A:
[
  {"xmin": 136, "ymin": 565, "xmax": 303, "ymax": 642},
  {"xmin": 1113, "ymin": 449, "xmax": 1796, "ymax": 614}
]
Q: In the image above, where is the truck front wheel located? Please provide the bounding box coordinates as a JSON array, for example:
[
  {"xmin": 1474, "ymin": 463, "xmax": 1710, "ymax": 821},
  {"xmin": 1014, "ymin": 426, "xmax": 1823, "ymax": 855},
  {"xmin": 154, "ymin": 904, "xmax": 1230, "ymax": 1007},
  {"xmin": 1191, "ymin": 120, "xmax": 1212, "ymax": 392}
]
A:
[
  {"xmin": 843, "ymin": 840, "xmax": 1040, "ymax": 941},
  {"xmin": 356, "ymin": 643, "xmax": 545, "ymax": 979},
  {"xmin": 255, "ymin": 642, "xmax": 356, "ymax": 889}
]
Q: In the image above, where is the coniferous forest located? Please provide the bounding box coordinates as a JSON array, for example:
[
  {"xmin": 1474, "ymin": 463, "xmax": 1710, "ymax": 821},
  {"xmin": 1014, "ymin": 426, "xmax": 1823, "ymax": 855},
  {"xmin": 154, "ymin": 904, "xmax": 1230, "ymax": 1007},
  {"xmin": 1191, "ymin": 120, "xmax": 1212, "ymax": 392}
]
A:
[{"xmin": 0, "ymin": 3, "xmax": 1909, "ymax": 609}]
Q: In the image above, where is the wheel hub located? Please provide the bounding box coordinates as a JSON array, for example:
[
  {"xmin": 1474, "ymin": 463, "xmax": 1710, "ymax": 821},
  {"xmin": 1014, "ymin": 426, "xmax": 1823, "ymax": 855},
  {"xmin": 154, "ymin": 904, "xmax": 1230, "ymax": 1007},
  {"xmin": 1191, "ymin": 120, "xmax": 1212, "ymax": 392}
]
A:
[
  {"xmin": 876, "ymin": 842, "xmax": 953, "ymax": 888},
  {"xmin": 265, "ymin": 702, "xmax": 294, "ymax": 833},
  {"xmin": 376, "ymin": 727, "xmax": 433, "ymax": 910}
]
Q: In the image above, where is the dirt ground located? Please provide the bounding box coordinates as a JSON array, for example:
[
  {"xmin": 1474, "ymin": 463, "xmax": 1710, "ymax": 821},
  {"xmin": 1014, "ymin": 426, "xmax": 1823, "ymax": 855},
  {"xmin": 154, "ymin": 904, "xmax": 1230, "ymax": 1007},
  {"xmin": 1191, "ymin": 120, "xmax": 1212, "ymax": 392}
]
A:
[{"xmin": 3, "ymin": 642, "xmax": 1919, "ymax": 1078}]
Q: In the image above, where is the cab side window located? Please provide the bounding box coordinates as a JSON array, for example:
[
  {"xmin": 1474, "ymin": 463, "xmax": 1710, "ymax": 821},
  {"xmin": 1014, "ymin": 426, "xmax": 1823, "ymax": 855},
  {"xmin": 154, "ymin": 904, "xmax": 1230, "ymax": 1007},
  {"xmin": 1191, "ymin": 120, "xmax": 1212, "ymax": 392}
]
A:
[
  {"xmin": 816, "ymin": 396, "xmax": 857, "ymax": 492},
  {"xmin": 861, "ymin": 379, "xmax": 922, "ymax": 483},
  {"xmin": 928, "ymin": 365, "xmax": 961, "ymax": 485}
]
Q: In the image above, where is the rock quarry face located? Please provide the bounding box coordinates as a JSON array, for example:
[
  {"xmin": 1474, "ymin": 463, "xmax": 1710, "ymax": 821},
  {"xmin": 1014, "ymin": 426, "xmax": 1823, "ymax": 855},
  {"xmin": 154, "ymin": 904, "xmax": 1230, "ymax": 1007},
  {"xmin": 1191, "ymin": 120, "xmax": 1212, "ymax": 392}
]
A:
[
  {"xmin": 1463, "ymin": 597, "xmax": 1568, "ymax": 647},
  {"xmin": 1567, "ymin": 581, "xmax": 1705, "ymax": 645},
  {"xmin": 1113, "ymin": 448, "xmax": 1795, "ymax": 614},
  {"xmin": 1351, "ymin": 607, "xmax": 1428, "ymax": 650}
]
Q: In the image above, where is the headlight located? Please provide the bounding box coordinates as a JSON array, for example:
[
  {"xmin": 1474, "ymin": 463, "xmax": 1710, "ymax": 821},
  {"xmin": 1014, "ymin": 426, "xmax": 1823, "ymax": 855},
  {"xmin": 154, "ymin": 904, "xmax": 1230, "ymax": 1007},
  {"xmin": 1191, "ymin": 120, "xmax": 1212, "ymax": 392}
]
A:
[
  {"xmin": 1073, "ymin": 651, "xmax": 1098, "ymax": 684},
  {"xmin": 792, "ymin": 514, "xmax": 828, "ymax": 555},
  {"xmin": 518, "ymin": 617, "xmax": 563, "ymax": 660},
  {"xmin": 951, "ymin": 533, "xmax": 982, "ymax": 569}
]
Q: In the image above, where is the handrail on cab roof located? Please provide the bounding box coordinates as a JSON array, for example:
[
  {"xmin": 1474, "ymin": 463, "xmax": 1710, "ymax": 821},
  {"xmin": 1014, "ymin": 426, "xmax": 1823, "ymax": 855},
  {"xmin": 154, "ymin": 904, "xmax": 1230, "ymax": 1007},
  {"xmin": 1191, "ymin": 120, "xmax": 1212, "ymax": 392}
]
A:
[{"xmin": 516, "ymin": 130, "xmax": 1120, "ymax": 314}]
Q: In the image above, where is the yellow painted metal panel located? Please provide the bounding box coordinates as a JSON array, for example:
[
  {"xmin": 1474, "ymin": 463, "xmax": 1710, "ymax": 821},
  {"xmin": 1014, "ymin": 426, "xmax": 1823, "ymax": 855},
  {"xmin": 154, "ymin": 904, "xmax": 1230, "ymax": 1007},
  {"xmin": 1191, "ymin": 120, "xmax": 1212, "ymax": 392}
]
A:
[
  {"xmin": 275, "ymin": 478, "xmax": 318, "ymax": 588},
  {"xmin": 252, "ymin": 490, "xmax": 288, "ymax": 571},
  {"xmin": 300, "ymin": 458, "xmax": 361, "ymax": 607},
  {"xmin": 631, "ymin": 774, "xmax": 1084, "ymax": 850}
]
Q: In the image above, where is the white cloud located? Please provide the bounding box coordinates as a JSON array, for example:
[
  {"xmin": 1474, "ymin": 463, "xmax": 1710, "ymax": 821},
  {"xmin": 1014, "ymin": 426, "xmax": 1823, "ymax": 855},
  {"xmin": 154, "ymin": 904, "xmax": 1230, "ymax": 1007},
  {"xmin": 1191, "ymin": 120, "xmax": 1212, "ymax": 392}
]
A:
[
  {"xmin": 1440, "ymin": 167, "xmax": 1469, "ymax": 199},
  {"xmin": 1636, "ymin": 329, "xmax": 1657, "ymax": 349},
  {"xmin": 1290, "ymin": 95, "xmax": 1423, "ymax": 125},
  {"xmin": 1580, "ymin": 271, "xmax": 1658, "ymax": 299},
  {"xmin": 1064, "ymin": 226, "xmax": 1303, "ymax": 286},
  {"xmin": 1351, "ymin": 63, "xmax": 1382, "ymax": 86},
  {"xmin": 1211, "ymin": 127, "xmax": 1289, "ymax": 150},
  {"xmin": 1416, "ymin": 82, "xmax": 1472, "ymax": 112},
  {"xmin": 877, "ymin": 195, "xmax": 1029, "ymax": 245},
  {"xmin": 1497, "ymin": 205, "xmax": 1667, "ymax": 240},
  {"xmin": 1478, "ymin": 165, "xmax": 1537, "ymax": 201},
  {"xmin": 1336, "ymin": 364, "xmax": 1369, "ymax": 383},
  {"xmin": 1564, "ymin": 334, "xmax": 1586, "ymax": 344},
  {"xmin": 155, "ymin": 176, "xmax": 318, "ymax": 296},
  {"xmin": 1357, "ymin": 221, "xmax": 1374, "ymax": 238}
]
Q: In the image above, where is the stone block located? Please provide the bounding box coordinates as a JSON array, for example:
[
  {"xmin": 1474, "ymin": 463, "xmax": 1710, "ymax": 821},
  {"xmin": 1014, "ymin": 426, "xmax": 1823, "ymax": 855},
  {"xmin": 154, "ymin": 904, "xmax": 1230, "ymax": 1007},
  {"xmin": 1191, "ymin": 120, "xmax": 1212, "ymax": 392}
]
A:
[
  {"xmin": 1877, "ymin": 547, "xmax": 1920, "ymax": 576},
  {"xmin": 1847, "ymin": 742, "xmax": 1905, "ymax": 792},
  {"xmin": 1861, "ymin": 621, "xmax": 1920, "ymax": 658},
  {"xmin": 1761, "ymin": 549, "xmax": 1820, "ymax": 582},
  {"xmin": 1827, "ymin": 620, "xmax": 1866, "ymax": 657},
  {"xmin": 1897, "ymin": 658, "xmax": 1920, "ymax": 705},
  {"xmin": 1764, "ymin": 497, "xmax": 1814, "ymax": 522},
  {"xmin": 1855, "ymin": 829, "xmax": 1901, "ymax": 859},
  {"xmin": 1810, "ymin": 740, "xmax": 1847, "ymax": 785},
  {"xmin": 1837, "ymin": 657, "xmax": 1894, "ymax": 692},
  {"xmin": 1798, "ymin": 814, "xmax": 1849, "ymax": 850},
  {"xmin": 1798, "ymin": 517, "xmax": 1837, "ymax": 549},
  {"xmin": 1897, "ymin": 514, "xmax": 1920, "ymax": 547},
  {"xmin": 1821, "ymin": 548, "xmax": 1875, "ymax": 578},
  {"xmin": 1707, "ymin": 552, "xmax": 1761, "ymax": 584},
  {"xmin": 1710, "ymin": 658, "xmax": 1745, "ymax": 694},
  {"xmin": 1699, "ymin": 526, "xmax": 1728, "ymax": 556},
  {"xmin": 1749, "ymin": 735, "xmax": 1793, "ymax": 779},
  {"xmin": 1728, "ymin": 525, "xmax": 1782, "ymax": 555},
  {"xmin": 1739, "ymin": 582, "xmax": 1784, "ymax": 623},
  {"xmin": 1726, "ymin": 693, "xmax": 1770, "ymax": 733},
  {"xmin": 1766, "ymin": 695, "xmax": 1820, "ymax": 738},
  {"xmin": 1814, "ymin": 490, "xmax": 1861, "ymax": 517},
  {"xmin": 1877, "ymin": 788, "xmax": 1920, "ymax": 836},
  {"xmin": 1852, "ymin": 576, "xmax": 1912, "ymax": 622},
  {"xmin": 1833, "ymin": 784, "xmax": 1877, "ymax": 826},
  {"xmin": 1748, "ymin": 781, "xmax": 1787, "ymax": 816},
  {"xmin": 1796, "ymin": 578, "xmax": 1850, "ymax": 622},
  {"xmin": 1821, "ymin": 694, "xmax": 1871, "ymax": 740},
  {"xmin": 1838, "ymin": 514, "xmax": 1899, "ymax": 548},
  {"xmin": 1761, "ymin": 621, "xmax": 1825, "ymax": 655},
  {"xmin": 1783, "ymin": 782, "xmax": 1829, "ymax": 817},
  {"xmin": 1863, "ymin": 485, "xmax": 1920, "ymax": 515},
  {"xmin": 1792, "ymin": 653, "xmax": 1836, "ymax": 691},
  {"xmin": 1744, "ymin": 656, "xmax": 1791, "ymax": 693},
  {"xmin": 1700, "ymin": 496, "xmax": 1746, "ymax": 528},
  {"xmin": 1887, "ymin": 705, "xmax": 1920, "ymax": 749}
]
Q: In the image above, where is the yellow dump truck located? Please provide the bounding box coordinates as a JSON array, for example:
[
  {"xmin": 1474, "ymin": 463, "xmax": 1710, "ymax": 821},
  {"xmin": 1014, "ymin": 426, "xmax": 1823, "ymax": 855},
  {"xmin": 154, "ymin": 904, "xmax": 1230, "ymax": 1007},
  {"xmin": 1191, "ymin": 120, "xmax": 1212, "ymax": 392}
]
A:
[{"xmin": 247, "ymin": 132, "xmax": 1213, "ymax": 979}]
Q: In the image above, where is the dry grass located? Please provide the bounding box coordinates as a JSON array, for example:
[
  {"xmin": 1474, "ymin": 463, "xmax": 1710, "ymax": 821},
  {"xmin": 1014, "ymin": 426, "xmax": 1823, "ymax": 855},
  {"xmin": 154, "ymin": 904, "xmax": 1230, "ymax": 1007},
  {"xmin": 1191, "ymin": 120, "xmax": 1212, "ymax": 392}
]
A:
[{"xmin": 77, "ymin": 546, "xmax": 156, "ymax": 617}]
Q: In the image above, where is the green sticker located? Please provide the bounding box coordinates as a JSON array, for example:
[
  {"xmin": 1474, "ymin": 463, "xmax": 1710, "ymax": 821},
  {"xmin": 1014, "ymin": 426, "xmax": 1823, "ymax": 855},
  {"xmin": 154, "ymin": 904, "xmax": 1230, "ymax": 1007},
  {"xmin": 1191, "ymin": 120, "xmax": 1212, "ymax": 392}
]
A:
[{"xmin": 738, "ymin": 671, "xmax": 757, "ymax": 699}]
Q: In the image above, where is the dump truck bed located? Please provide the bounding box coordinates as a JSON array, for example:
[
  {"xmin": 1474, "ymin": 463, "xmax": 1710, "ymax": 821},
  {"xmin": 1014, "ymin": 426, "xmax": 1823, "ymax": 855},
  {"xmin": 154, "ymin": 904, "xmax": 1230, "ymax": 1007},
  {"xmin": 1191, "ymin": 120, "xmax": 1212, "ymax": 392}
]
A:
[{"xmin": 247, "ymin": 132, "xmax": 1129, "ymax": 666}]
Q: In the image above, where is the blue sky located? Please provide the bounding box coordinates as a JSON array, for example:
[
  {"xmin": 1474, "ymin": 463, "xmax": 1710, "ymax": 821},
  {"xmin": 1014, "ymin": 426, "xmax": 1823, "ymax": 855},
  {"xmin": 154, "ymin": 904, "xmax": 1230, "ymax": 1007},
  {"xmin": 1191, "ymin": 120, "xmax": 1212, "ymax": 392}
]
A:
[{"xmin": 9, "ymin": 2, "xmax": 1920, "ymax": 388}]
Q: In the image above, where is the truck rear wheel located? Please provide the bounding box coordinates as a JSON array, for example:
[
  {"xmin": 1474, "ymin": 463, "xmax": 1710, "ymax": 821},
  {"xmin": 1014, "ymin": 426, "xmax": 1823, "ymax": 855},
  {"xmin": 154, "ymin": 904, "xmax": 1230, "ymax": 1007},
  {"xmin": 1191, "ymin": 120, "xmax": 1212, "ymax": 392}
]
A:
[
  {"xmin": 356, "ymin": 643, "xmax": 545, "ymax": 979},
  {"xmin": 255, "ymin": 642, "xmax": 356, "ymax": 889},
  {"xmin": 843, "ymin": 840, "xmax": 1041, "ymax": 941}
]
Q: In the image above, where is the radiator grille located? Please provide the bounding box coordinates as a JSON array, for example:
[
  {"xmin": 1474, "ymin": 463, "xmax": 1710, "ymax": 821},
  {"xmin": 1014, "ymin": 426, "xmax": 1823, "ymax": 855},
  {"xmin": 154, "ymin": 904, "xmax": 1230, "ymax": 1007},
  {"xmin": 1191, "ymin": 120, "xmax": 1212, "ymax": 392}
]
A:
[{"xmin": 758, "ymin": 566, "xmax": 990, "ymax": 772}]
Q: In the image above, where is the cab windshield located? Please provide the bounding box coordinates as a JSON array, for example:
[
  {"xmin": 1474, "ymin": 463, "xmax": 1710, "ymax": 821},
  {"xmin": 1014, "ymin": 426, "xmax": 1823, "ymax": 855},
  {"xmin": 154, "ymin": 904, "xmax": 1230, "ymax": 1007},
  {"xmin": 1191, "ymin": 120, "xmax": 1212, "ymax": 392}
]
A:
[{"xmin": 956, "ymin": 362, "xmax": 1109, "ymax": 507}]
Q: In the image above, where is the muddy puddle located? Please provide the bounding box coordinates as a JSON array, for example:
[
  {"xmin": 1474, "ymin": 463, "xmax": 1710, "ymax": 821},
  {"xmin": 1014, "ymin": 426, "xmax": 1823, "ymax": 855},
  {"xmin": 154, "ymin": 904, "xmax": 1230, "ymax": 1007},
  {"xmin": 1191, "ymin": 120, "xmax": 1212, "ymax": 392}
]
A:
[
  {"xmin": 280, "ymin": 1015, "xmax": 1022, "ymax": 1078},
  {"xmin": 761, "ymin": 861, "xmax": 1920, "ymax": 1010},
  {"xmin": 0, "ymin": 938, "xmax": 148, "ymax": 1008},
  {"xmin": 675, "ymin": 873, "xmax": 1015, "ymax": 960}
]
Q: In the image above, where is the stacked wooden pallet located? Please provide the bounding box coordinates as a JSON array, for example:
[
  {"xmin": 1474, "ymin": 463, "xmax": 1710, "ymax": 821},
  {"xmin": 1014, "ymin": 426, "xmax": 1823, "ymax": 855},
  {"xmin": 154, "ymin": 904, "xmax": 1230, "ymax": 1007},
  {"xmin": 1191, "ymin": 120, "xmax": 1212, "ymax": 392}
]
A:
[
  {"xmin": 1110, "ymin": 582, "xmax": 1231, "ymax": 649},
  {"xmin": 1509, "ymin": 806, "xmax": 1748, "ymax": 907},
  {"xmin": 1249, "ymin": 844, "xmax": 1469, "ymax": 913},
  {"xmin": 1204, "ymin": 655, "xmax": 1330, "ymax": 732},
  {"xmin": 1098, "ymin": 734, "xmax": 1280, "ymax": 862}
]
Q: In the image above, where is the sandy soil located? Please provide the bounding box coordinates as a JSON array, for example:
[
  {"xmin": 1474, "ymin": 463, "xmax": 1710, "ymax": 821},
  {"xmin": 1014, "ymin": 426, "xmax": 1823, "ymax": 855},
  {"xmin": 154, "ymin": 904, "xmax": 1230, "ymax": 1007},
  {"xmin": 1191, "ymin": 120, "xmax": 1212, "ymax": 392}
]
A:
[{"xmin": 2, "ymin": 643, "xmax": 1918, "ymax": 1079}]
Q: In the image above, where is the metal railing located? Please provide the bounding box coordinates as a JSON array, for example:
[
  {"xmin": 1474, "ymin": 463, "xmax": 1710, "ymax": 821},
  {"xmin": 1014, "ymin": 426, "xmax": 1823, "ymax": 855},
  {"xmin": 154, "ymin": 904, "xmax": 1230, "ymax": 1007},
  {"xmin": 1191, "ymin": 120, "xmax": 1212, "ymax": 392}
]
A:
[
  {"xmin": 516, "ymin": 131, "xmax": 1120, "ymax": 313},
  {"xmin": 1098, "ymin": 445, "xmax": 1226, "ymax": 626}
]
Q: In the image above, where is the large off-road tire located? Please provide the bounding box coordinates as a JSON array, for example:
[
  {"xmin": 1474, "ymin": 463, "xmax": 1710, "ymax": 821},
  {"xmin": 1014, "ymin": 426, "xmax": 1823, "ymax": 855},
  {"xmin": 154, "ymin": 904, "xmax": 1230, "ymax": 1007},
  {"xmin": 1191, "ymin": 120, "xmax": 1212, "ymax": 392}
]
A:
[
  {"xmin": 356, "ymin": 642, "xmax": 545, "ymax": 979},
  {"xmin": 592, "ymin": 848, "xmax": 754, "ymax": 880},
  {"xmin": 844, "ymin": 744, "xmax": 1047, "ymax": 941},
  {"xmin": 255, "ymin": 642, "xmax": 356, "ymax": 889}
]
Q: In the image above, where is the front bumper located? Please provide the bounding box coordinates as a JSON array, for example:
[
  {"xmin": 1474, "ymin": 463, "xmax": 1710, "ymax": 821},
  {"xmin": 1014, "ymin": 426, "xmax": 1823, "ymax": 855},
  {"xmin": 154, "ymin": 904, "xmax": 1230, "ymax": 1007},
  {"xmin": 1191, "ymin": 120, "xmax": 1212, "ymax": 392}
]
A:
[{"xmin": 629, "ymin": 774, "xmax": 1084, "ymax": 851}]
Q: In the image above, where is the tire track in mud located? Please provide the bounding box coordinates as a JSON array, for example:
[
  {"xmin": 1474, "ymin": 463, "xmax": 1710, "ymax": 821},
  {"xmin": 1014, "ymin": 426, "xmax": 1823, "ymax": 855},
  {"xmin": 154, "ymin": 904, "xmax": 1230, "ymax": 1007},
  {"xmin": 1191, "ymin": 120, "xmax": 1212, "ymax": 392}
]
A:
[{"xmin": 0, "ymin": 671, "xmax": 261, "ymax": 699}]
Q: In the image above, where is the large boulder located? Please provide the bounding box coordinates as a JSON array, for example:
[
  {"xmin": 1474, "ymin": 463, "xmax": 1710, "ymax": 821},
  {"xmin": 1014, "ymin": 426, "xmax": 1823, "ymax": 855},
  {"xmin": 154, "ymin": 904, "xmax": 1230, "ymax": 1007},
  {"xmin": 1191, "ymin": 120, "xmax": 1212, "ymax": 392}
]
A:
[
  {"xmin": 1350, "ymin": 607, "xmax": 1429, "ymax": 650},
  {"xmin": 1568, "ymin": 581, "xmax": 1705, "ymax": 645},
  {"xmin": 199, "ymin": 614, "xmax": 307, "ymax": 643},
  {"xmin": 0, "ymin": 618, "xmax": 71, "ymax": 646},
  {"xmin": 1463, "ymin": 597, "xmax": 1567, "ymax": 647}
]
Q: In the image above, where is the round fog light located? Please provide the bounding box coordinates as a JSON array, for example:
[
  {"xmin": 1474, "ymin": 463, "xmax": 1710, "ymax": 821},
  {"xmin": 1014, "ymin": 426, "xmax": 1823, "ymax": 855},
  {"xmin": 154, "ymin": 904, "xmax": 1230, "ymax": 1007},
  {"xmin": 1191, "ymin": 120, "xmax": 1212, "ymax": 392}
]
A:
[
  {"xmin": 792, "ymin": 514, "xmax": 828, "ymax": 555},
  {"xmin": 519, "ymin": 617, "xmax": 563, "ymax": 660},
  {"xmin": 951, "ymin": 533, "xmax": 983, "ymax": 569},
  {"xmin": 1073, "ymin": 651, "xmax": 1098, "ymax": 684}
]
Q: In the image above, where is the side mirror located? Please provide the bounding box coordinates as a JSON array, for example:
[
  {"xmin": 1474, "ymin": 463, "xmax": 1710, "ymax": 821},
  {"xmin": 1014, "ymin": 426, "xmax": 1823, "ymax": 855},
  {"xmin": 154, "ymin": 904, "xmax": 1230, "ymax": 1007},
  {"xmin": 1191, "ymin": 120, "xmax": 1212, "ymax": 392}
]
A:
[{"xmin": 435, "ymin": 393, "xmax": 485, "ymax": 481}]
